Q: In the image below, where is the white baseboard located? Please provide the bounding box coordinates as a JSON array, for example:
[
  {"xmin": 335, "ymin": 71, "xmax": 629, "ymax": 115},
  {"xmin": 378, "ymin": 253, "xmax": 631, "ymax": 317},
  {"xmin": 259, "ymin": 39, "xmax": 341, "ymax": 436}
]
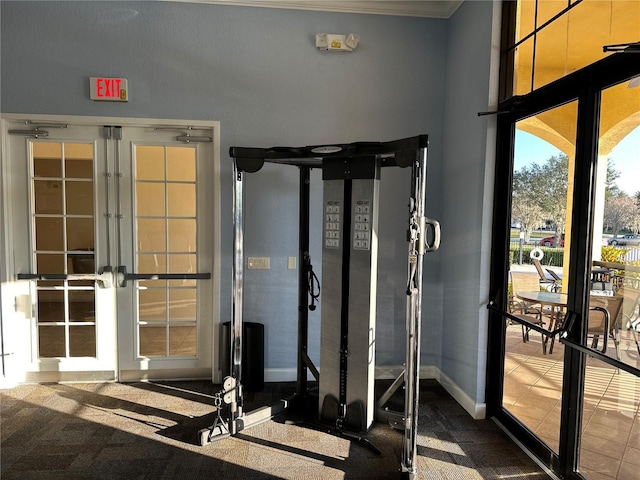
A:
[{"xmin": 263, "ymin": 364, "xmax": 486, "ymax": 420}]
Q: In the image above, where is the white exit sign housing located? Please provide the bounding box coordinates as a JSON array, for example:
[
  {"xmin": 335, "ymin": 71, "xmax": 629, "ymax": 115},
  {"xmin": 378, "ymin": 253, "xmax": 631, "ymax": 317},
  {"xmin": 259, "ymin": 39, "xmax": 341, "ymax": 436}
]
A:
[{"xmin": 90, "ymin": 77, "xmax": 128, "ymax": 102}]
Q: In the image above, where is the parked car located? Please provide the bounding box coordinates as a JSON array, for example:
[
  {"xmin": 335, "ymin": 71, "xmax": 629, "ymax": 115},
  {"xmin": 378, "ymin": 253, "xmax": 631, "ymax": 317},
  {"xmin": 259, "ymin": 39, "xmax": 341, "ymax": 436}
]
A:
[
  {"xmin": 607, "ymin": 234, "xmax": 640, "ymax": 246},
  {"xmin": 539, "ymin": 234, "xmax": 564, "ymax": 247}
]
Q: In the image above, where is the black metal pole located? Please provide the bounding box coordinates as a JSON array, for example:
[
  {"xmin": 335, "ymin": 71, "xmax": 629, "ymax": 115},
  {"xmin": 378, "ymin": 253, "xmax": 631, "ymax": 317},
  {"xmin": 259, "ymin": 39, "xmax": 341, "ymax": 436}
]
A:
[{"xmin": 297, "ymin": 167, "xmax": 311, "ymax": 396}]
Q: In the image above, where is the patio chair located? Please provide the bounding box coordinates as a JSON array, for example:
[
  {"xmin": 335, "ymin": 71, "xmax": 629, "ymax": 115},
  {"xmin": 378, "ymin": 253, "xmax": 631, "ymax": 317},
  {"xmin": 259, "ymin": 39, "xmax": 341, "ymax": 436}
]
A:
[
  {"xmin": 588, "ymin": 294, "xmax": 624, "ymax": 359},
  {"xmin": 531, "ymin": 258, "xmax": 557, "ymax": 291},
  {"xmin": 545, "ymin": 268, "xmax": 562, "ymax": 292},
  {"xmin": 617, "ymin": 287, "xmax": 640, "ymax": 356},
  {"xmin": 510, "ymin": 272, "xmax": 546, "ymax": 350}
]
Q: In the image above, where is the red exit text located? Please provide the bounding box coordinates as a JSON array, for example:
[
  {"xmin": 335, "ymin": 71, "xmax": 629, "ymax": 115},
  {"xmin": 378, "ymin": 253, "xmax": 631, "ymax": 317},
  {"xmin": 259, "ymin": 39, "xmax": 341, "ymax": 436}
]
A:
[{"xmin": 90, "ymin": 77, "xmax": 128, "ymax": 102}]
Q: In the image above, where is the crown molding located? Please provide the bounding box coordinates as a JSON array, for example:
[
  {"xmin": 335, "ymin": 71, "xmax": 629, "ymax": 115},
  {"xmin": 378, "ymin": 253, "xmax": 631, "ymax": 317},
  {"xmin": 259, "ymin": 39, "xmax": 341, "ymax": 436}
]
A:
[{"xmin": 168, "ymin": 1, "xmax": 465, "ymax": 19}]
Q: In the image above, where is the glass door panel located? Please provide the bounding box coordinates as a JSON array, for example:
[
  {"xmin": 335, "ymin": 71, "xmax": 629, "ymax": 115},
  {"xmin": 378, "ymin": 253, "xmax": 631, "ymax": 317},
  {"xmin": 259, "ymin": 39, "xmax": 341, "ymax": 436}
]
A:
[
  {"xmin": 116, "ymin": 126, "xmax": 214, "ymax": 381},
  {"xmin": 577, "ymin": 79, "xmax": 640, "ymax": 479},
  {"xmin": 135, "ymin": 144, "xmax": 198, "ymax": 358},
  {"xmin": 505, "ymin": 100, "xmax": 578, "ymax": 452},
  {"xmin": 32, "ymin": 141, "xmax": 97, "ymax": 360}
]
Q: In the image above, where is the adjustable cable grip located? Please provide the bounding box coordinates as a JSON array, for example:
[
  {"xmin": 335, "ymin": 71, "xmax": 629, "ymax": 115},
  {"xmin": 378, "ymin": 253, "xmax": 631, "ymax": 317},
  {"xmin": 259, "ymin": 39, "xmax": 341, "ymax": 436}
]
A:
[{"xmin": 304, "ymin": 252, "xmax": 321, "ymax": 311}]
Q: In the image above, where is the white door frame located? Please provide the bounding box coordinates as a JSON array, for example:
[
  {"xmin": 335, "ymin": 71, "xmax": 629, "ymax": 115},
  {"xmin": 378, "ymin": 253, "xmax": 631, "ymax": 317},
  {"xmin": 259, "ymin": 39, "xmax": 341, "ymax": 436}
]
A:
[{"xmin": 0, "ymin": 114, "xmax": 221, "ymax": 384}]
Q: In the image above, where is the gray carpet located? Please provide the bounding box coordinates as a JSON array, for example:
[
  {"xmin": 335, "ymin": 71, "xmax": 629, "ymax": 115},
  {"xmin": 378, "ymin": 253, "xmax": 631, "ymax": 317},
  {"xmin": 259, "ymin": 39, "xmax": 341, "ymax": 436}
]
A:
[{"xmin": 0, "ymin": 380, "xmax": 550, "ymax": 479}]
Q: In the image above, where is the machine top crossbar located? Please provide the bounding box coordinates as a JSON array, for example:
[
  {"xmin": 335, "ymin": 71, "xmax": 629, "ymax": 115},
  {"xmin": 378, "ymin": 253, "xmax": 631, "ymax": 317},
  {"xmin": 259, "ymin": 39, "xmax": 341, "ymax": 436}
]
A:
[{"xmin": 229, "ymin": 134, "xmax": 428, "ymax": 172}]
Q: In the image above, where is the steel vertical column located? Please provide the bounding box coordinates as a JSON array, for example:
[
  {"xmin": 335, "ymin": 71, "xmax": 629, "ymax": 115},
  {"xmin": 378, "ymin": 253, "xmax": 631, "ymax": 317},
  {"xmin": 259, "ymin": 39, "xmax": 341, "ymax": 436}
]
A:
[
  {"xmin": 231, "ymin": 161, "xmax": 245, "ymax": 428},
  {"xmin": 401, "ymin": 146, "xmax": 428, "ymax": 478},
  {"xmin": 297, "ymin": 166, "xmax": 311, "ymax": 396}
]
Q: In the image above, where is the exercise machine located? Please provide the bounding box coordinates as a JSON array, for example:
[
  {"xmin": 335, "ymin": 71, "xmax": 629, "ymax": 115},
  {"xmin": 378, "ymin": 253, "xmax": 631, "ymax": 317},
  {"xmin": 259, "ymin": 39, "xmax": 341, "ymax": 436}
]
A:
[{"xmin": 199, "ymin": 135, "xmax": 440, "ymax": 479}]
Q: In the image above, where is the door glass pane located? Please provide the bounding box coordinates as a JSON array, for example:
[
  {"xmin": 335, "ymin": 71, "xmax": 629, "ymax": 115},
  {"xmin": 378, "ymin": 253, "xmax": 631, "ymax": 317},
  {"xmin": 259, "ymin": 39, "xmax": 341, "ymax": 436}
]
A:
[
  {"xmin": 136, "ymin": 145, "xmax": 165, "ymax": 181},
  {"xmin": 65, "ymin": 181, "xmax": 93, "ymax": 215},
  {"xmin": 579, "ymin": 357, "xmax": 640, "ymax": 478},
  {"xmin": 38, "ymin": 326, "xmax": 66, "ymax": 358},
  {"xmin": 169, "ymin": 325, "xmax": 196, "ymax": 356},
  {"xmin": 32, "ymin": 141, "xmax": 96, "ymax": 359},
  {"xmin": 69, "ymin": 290, "xmax": 95, "ymax": 322},
  {"xmin": 33, "ymin": 143, "xmax": 62, "ymax": 176},
  {"xmin": 139, "ymin": 325, "xmax": 166, "ymax": 356},
  {"xmin": 169, "ymin": 288, "xmax": 196, "ymax": 321},
  {"xmin": 69, "ymin": 325, "xmax": 96, "ymax": 357},
  {"xmin": 167, "ymin": 184, "xmax": 196, "ymax": 217},
  {"xmin": 168, "ymin": 219, "xmax": 196, "ymax": 252},
  {"xmin": 136, "ymin": 183, "xmax": 165, "ymax": 216},
  {"xmin": 34, "ymin": 180, "xmax": 63, "ymax": 214},
  {"xmin": 577, "ymin": 80, "xmax": 640, "ymax": 477},
  {"xmin": 134, "ymin": 144, "xmax": 199, "ymax": 358},
  {"xmin": 139, "ymin": 288, "xmax": 167, "ymax": 321},
  {"xmin": 505, "ymin": 100, "xmax": 578, "ymax": 452},
  {"xmin": 35, "ymin": 217, "xmax": 64, "ymax": 250},
  {"xmin": 137, "ymin": 219, "xmax": 166, "ymax": 252},
  {"xmin": 36, "ymin": 254, "xmax": 65, "ymax": 274},
  {"xmin": 37, "ymin": 290, "xmax": 64, "ymax": 323}
]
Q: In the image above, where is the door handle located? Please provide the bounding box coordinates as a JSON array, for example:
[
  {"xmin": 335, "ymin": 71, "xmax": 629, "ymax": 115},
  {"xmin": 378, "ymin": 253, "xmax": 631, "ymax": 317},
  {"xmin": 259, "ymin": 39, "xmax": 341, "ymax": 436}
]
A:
[
  {"xmin": 18, "ymin": 267, "xmax": 114, "ymax": 288},
  {"xmin": 116, "ymin": 265, "xmax": 211, "ymax": 287}
]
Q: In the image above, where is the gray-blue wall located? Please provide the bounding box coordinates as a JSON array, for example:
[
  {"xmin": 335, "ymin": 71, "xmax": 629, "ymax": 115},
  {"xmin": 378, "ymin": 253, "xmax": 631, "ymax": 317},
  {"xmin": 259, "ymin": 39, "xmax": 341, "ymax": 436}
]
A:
[{"xmin": 1, "ymin": 1, "xmax": 497, "ymax": 411}]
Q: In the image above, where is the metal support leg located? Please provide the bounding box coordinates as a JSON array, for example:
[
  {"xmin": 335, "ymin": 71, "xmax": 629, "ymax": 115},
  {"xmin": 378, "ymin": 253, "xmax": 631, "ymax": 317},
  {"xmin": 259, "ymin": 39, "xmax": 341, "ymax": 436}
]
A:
[{"xmin": 401, "ymin": 145, "xmax": 439, "ymax": 478}]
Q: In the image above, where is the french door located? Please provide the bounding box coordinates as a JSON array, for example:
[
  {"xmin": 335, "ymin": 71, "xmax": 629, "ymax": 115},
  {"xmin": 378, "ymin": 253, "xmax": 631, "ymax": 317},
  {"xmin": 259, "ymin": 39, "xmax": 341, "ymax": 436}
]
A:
[
  {"xmin": 488, "ymin": 53, "xmax": 640, "ymax": 480},
  {"xmin": 1, "ymin": 117, "xmax": 217, "ymax": 383}
]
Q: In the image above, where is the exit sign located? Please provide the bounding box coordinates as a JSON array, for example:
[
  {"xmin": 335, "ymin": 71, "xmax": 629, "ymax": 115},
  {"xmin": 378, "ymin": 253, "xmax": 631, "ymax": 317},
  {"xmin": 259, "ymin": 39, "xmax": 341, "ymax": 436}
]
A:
[{"xmin": 90, "ymin": 77, "xmax": 128, "ymax": 102}]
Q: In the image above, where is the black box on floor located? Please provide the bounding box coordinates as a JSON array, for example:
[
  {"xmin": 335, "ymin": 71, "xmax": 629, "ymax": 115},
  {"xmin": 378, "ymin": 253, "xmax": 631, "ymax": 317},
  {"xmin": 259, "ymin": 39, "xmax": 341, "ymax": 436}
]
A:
[{"xmin": 221, "ymin": 321, "xmax": 265, "ymax": 392}]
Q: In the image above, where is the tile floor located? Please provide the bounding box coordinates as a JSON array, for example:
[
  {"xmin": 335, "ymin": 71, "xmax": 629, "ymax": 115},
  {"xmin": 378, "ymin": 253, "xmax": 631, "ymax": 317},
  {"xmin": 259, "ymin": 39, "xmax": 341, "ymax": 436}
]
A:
[{"xmin": 503, "ymin": 323, "xmax": 640, "ymax": 480}]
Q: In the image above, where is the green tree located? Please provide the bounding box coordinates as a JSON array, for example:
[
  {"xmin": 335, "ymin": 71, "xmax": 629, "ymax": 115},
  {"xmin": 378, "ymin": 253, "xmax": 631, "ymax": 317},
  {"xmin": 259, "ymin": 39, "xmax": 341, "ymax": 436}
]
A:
[
  {"xmin": 604, "ymin": 158, "xmax": 623, "ymax": 201},
  {"xmin": 513, "ymin": 154, "xmax": 568, "ymax": 244},
  {"xmin": 604, "ymin": 196, "xmax": 636, "ymax": 237},
  {"xmin": 513, "ymin": 155, "xmax": 624, "ymax": 243}
]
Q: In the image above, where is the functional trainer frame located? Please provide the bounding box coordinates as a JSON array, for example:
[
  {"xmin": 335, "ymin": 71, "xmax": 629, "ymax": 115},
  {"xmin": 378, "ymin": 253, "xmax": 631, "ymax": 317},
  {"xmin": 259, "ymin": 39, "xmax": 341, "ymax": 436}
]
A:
[{"xmin": 199, "ymin": 135, "xmax": 439, "ymax": 479}]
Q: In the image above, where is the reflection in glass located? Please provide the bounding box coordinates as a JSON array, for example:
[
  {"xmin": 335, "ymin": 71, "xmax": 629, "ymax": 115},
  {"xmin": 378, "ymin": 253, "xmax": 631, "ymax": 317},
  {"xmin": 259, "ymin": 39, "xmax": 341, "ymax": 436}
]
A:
[
  {"xmin": 136, "ymin": 145, "xmax": 165, "ymax": 181},
  {"xmin": 69, "ymin": 325, "xmax": 96, "ymax": 357},
  {"xmin": 36, "ymin": 254, "xmax": 65, "ymax": 274},
  {"xmin": 66, "ymin": 218, "xmax": 94, "ymax": 251},
  {"xmin": 65, "ymin": 181, "xmax": 93, "ymax": 215},
  {"xmin": 168, "ymin": 254, "xmax": 196, "ymax": 273},
  {"xmin": 136, "ymin": 183, "xmax": 165, "ymax": 217},
  {"xmin": 38, "ymin": 326, "xmax": 65, "ymax": 357},
  {"xmin": 139, "ymin": 288, "xmax": 167, "ymax": 321},
  {"xmin": 591, "ymin": 81, "xmax": 640, "ymax": 372},
  {"xmin": 169, "ymin": 288, "xmax": 197, "ymax": 321},
  {"xmin": 69, "ymin": 290, "xmax": 95, "ymax": 322},
  {"xmin": 35, "ymin": 217, "xmax": 64, "ymax": 251},
  {"xmin": 168, "ymin": 219, "xmax": 196, "ymax": 252},
  {"xmin": 579, "ymin": 356, "xmax": 640, "ymax": 478},
  {"xmin": 135, "ymin": 143, "xmax": 199, "ymax": 358},
  {"xmin": 138, "ymin": 254, "xmax": 166, "ymax": 274},
  {"xmin": 137, "ymin": 219, "xmax": 167, "ymax": 252},
  {"xmin": 32, "ymin": 140, "xmax": 97, "ymax": 360},
  {"xmin": 65, "ymin": 144, "xmax": 93, "ymax": 177},
  {"xmin": 33, "ymin": 143, "xmax": 62, "ymax": 177},
  {"xmin": 68, "ymin": 254, "xmax": 95, "ymax": 274},
  {"xmin": 167, "ymin": 146, "xmax": 196, "ymax": 181},
  {"xmin": 34, "ymin": 180, "xmax": 63, "ymax": 214},
  {"xmin": 168, "ymin": 183, "xmax": 196, "ymax": 217},
  {"xmin": 169, "ymin": 326, "xmax": 196, "ymax": 356},
  {"xmin": 139, "ymin": 325, "xmax": 167, "ymax": 356},
  {"xmin": 37, "ymin": 290, "xmax": 65, "ymax": 323}
]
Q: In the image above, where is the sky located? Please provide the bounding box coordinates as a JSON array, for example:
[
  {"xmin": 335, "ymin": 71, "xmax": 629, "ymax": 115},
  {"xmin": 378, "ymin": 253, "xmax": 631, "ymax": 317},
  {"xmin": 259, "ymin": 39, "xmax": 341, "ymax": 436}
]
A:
[{"xmin": 514, "ymin": 126, "xmax": 640, "ymax": 196}]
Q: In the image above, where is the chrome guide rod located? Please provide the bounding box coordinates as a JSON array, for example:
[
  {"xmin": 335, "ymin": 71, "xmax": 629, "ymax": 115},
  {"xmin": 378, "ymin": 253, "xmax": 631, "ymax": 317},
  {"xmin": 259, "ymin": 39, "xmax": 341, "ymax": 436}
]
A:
[
  {"xmin": 103, "ymin": 127, "xmax": 112, "ymax": 265},
  {"xmin": 402, "ymin": 146, "xmax": 428, "ymax": 478},
  {"xmin": 114, "ymin": 127, "xmax": 123, "ymax": 268},
  {"xmin": 231, "ymin": 161, "xmax": 245, "ymax": 430}
]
